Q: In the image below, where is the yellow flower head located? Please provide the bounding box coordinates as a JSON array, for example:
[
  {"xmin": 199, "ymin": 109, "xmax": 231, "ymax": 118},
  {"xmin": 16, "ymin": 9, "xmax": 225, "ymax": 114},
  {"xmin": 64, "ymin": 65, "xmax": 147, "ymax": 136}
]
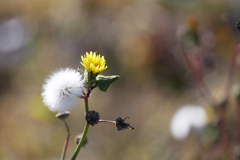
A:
[{"xmin": 81, "ymin": 51, "xmax": 107, "ymax": 74}]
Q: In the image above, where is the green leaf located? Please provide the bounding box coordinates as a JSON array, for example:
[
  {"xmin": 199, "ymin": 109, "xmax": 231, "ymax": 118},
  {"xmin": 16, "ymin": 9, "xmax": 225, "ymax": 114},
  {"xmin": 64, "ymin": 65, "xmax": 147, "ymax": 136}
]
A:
[{"xmin": 96, "ymin": 75, "xmax": 119, "ymax": 92}]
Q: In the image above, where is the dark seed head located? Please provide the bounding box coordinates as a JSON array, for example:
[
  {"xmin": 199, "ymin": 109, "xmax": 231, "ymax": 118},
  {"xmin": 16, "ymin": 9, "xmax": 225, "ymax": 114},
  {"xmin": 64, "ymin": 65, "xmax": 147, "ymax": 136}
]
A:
[
  {"xmin": 85, "ymin": 110, "xmax": 100, "ymax": 126},
  {"xmin": 55, "ymin": 111, "xmax": 71, "ymax": 120},
  {"xmin": 116, "ymin": 117, "xmax": 134, "ymax": 131}
]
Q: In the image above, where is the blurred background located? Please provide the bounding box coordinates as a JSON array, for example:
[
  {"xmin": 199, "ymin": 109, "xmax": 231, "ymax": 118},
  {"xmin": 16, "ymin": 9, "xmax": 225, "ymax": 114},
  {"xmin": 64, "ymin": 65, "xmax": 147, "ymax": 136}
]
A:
[{"xmin": 1, "ymin": 0, "xmax": 240, "ymax": 159}]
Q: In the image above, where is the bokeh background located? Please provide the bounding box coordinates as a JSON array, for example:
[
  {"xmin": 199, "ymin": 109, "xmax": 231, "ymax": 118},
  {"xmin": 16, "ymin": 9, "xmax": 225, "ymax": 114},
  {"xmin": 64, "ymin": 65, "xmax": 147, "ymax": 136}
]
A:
[{"xmin": 1, "ymin": 0, "xmax": 240, "ymax": 159}]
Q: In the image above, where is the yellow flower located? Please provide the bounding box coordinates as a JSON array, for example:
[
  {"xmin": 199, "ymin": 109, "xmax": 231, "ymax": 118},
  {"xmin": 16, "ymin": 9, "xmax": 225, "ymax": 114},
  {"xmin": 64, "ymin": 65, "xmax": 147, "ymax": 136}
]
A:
[{"xmin": 81, "ymin": 51, "xmax": 107, "ymax": 74}]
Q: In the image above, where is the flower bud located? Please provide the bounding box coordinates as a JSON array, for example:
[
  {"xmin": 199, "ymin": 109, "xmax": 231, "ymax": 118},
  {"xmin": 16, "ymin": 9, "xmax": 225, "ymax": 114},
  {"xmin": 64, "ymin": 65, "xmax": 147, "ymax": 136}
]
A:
[{"xmin": 75, "ymin": 133, "xmax": 88, "ymax": 146}]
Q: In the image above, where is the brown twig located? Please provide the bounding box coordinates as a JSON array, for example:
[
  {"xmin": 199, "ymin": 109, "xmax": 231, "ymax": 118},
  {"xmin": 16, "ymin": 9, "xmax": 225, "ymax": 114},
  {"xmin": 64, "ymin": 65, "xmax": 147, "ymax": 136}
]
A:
[{"xmin": 180, "ymin": 41, "xmax": 213, "ymax": 104}]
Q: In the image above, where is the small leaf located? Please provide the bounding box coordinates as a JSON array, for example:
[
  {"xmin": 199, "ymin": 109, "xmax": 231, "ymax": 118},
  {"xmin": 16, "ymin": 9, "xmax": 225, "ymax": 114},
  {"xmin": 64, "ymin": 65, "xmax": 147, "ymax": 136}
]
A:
[{"xmin": 96, "ymin": 75, "xmax": 119, "ymax": 92}]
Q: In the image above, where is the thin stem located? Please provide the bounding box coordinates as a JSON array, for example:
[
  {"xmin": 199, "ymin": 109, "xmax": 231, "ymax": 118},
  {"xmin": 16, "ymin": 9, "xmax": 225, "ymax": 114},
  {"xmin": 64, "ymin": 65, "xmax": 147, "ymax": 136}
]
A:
[
  {"xmin": 63, "ymin": 120, "xmax": 70, "ymax": 133},
  {"xmin": 236, "ymin": 101, "xmax": 240, "ymax": 140},
  {"xmin": 84, "ymin": 96, "xmax": 89, "ymax": 112},
  {"xmin": 60, "ymin": 120, "xmax": 70, "ymax": 160},
  {"xmin": 71, "ymin": 123, "xmax": 89, "ymax": 160},
  {"xmin": 180, "ymin": 41, "xmax": 214, "ymax": 104},
  {"xmin": 224, "ymin": 46, "xmax": 238, "ymax": 99},
  {"xmin": 61, "ymin": 134, "xmax": 70, "ymax": 160},
  {"xmin": 98, "ymin": 119, "xmax": 116, "ymax": 124},
  {"xmin": 71, "ymin": 95, "xmax": 90, "ymax": 160}
]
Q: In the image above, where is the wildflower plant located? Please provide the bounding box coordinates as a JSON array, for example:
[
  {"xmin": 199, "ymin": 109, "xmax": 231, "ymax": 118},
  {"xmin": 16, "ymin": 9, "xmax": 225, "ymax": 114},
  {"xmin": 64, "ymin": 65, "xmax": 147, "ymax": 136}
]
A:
[{"xmin": 41, "ymin": 51, "xmax": 133, "ymax": 160}]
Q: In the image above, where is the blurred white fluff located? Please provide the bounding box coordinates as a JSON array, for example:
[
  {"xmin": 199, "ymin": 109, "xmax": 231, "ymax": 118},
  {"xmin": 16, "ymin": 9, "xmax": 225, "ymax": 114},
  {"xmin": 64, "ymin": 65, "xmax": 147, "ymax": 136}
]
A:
[
  {"xmin": 170, "ymin": 105, "xmax": 207, "ymax": 140},
  {"xmin": 42, "ymin": 68, "xmax": 84, "ymax": 112},
  {"xmin": 0, "ymin": 17, "xmax": 30, "ymax": 53}
]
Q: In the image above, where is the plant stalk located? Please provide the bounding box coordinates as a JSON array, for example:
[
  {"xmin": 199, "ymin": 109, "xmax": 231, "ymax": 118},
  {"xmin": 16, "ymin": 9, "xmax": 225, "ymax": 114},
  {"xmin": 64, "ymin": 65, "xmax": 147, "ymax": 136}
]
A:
[
  {"xmin": 71, "ymin": 97, "xmax": 90, "ymax": 160},
  {"xmin": 60, "ymin": 120, "xmax": 70, "ymax": 160}
]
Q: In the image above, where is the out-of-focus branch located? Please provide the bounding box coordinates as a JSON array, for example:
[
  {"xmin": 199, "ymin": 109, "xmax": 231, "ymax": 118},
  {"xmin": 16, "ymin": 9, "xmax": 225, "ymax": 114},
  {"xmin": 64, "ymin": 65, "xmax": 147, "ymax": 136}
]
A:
[
  {"xmin": 225, "ymin": 44, "xmax": 240, "ymax": 98},
  {"xmin": 180, "ymin": 41, "xmax": 213, "ymax": 104}
]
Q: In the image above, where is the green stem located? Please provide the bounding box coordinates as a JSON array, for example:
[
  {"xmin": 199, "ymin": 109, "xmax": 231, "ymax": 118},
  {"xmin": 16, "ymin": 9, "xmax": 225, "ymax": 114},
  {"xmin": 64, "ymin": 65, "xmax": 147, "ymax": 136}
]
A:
[
  {"xmin": 84, "ymin": 97, "xmax": 89, "ymax": 112},
  {"xmin": 71, "ymin": 97, "xmax": 89, "ymax": 160}
]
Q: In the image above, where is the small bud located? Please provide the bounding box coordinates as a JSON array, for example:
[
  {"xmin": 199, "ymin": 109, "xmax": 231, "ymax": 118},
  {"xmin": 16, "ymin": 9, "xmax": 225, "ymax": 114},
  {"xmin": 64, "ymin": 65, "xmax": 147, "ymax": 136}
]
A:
[
  {"xmin": 86, "ymin": 110, "xmax": 100, "ymax": 126},
  {"xmin": 116, "ymin": 117, "xmax": 134, "ymax": 131},
  {"xmin": 186, "ymin": 15, "xmax": 199, "ymax": 45},
  {"xmin": 187, "ymin": 15, "xmax": 198, "ymax": 31},
  {"xmin": 56, "ymin": 111, "xmax": 71, "ymax": 120},
  {"xmin": 75, "ymin": 133, "xmax": 88, "ymax": 146}
]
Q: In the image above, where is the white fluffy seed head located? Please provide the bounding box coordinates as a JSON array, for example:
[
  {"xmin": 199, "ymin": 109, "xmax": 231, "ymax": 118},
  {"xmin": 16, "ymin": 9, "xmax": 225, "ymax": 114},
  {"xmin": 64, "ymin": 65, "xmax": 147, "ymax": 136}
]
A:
[
  {"xmin": 170, "ymin": 105, "xmax": 207, "ymax": 140},
  {"xmin": 41, "ymin": 68, "xmax": 84, "ymax": 112}
]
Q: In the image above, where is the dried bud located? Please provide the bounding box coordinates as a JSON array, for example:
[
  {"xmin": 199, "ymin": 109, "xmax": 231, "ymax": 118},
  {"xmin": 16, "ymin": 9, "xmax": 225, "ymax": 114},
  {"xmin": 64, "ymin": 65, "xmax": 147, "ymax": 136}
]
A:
[
  {"xmin": 203, "ymin": 54, "xmax": 215, "ymax": 70},
  {"xmin": 55, "ymin": 111, "xmax": 71, "ymax": 120},
  {"xmin": 116, "ymin": 117, "xmax": 134, "ymax": 131},
  {"xmin": 236, "ymin": 20, "xmax": 240, "ymax": 30},
  {"xmin": 86, "ymin": 110, "xmax": 100, "ymax": 126},
  {"xmin": 75, "ymin": 133, "xmax": 88, "ymax": 146}
]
